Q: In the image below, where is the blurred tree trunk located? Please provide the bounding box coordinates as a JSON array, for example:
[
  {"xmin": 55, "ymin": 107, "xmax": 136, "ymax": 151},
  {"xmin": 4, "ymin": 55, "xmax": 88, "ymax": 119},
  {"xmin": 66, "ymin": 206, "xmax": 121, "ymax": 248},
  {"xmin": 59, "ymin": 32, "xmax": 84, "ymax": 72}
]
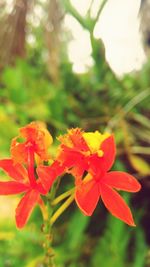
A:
[
  {"xmin": 45, "ymin": 0, "xmax": 63, "ymax": 84},
  {"xmin": 0, "ymin": 0, "xmax": 30, "ymax": 70}
]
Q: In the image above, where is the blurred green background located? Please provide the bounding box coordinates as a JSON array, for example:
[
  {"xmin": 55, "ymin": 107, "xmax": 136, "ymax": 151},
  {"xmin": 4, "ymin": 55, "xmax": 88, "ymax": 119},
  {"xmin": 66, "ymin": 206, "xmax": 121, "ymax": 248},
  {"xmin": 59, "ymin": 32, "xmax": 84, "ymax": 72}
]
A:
[{"xmin": 0, "ymin": 1, "xmax": 150, "ymax": 266}]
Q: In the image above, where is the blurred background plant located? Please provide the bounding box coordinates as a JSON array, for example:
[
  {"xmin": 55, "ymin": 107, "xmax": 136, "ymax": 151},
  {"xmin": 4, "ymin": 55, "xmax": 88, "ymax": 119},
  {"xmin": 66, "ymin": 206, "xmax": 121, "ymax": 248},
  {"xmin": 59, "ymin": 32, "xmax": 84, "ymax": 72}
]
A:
[{"xmin": 0, "ymin": 0, "xmax": 150, "ymax": 266}]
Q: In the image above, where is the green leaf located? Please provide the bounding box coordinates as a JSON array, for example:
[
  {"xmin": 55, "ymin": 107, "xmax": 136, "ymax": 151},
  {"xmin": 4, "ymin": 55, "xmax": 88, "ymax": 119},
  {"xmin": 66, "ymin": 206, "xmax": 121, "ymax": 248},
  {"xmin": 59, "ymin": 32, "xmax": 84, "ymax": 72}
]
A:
[
  {"xmin": 129, "ymin": 155, "xmax": 150, "ymax": 175},
  {"xmin": 65, "ymin": 209, "xmax": 89, "ymax": 251}
]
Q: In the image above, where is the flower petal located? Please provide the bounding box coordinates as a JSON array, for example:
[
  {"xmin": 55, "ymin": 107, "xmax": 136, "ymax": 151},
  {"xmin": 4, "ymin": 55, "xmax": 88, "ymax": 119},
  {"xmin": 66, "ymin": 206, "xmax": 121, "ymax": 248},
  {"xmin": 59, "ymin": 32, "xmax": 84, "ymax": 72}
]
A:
[
  {"xmin": 0, "ymin": 159, "xmax": 28, "ymax": 182},
  {"xmin": 58, "ymin": 128, "xmax": 88, "ymax": 151},
  {"xmin": 102, "ymin": 171, "xmax": 141, "ymax": 192},
  {"xmin": 68, "ymin": 165, "xmax": 85, "ymax": 185},
  {"xmin": 100, "ymin": 135, "xmax": 116, "ymax": 172},
  {"xmin": 37, "ymin": 161, "xmax": 65, "ymax": 192},
  {"xmin": 0, "ymin": 181, "xmax": 29, "ymax": 195},
  {"xmin": 11, "ymin": 139, "xmax": 28, "ymax": 164},
  {"xmin": 15, "ymin": 190, "xmax": 40, "ymax": 228},
  {"xmin": 57, "ymin": 128, "xmax": 89, "ymax": 170},
  {"xmin": 75, "ymin": 179, "xmax": 100, "ymax": 216},
  {"xmin": 11, "ymin": 122, "xmax": 53, "ymax": 164},
  {"xmin": 100, "ymin": 182, "xmax": 135, "ymax": 226},
  {"xmin": 57, "ymin": 146, "xmax": 85, "ymax": 168},
  {"xmin": 68, "ymin": 128, "xmax": 89, "ymax": 150}
]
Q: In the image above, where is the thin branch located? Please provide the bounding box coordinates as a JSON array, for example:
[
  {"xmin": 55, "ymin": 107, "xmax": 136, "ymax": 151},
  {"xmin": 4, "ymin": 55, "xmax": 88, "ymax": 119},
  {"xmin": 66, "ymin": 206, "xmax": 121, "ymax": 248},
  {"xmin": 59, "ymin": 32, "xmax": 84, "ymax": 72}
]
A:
[
  {"xmin": 63, "ymin": 0, "xmax": 90, "ymax": 30},
  {"xmin": 87, "ymin": 0, "xmax": 95, "ymax": 15},
  {"xmin": 106, "ymin": 88, "xmax": 150, "ymax": 131},
  {"xmin": 93, "ymin": 0, "xmax": 108, "ymax": 26},
  {"xmin": 124, "ymin": 88, "xmax": 150, "ymax": 114}
]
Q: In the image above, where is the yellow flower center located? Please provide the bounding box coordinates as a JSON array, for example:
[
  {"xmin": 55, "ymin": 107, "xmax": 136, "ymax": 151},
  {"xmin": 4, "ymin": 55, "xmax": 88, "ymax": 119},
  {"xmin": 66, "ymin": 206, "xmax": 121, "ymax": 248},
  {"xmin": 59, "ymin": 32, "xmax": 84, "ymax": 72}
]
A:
[{"xmin": 83, "ymin": 131, "xmax": 110, "ymax": 156}]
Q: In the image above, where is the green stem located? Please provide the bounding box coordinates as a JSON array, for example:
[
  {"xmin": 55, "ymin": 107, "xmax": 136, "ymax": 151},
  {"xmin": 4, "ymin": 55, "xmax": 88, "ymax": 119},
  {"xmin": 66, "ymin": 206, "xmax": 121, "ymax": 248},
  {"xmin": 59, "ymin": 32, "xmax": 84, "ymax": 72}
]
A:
[
  {"xmin": 64, "ymin": 0, "xmax": 90, "ymax": 30},
  {"xmin": 93, "ymin": 0, "xmax": 108, "ymax": 28},
  {"xmin": 51, "ymin": 188, "xmax": 75, "ymax": 206},
  {"xmin": 43, "ymin": 186, "xmax": 57, "ymax": 267},
  {"xmin": 50, "ymin": 194, "xmax": 75, "ymax": 226}
]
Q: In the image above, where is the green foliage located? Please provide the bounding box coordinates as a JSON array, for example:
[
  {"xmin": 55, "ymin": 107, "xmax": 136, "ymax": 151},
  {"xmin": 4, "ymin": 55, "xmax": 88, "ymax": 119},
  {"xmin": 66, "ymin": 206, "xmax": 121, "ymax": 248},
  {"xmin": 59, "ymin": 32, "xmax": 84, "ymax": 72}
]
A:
[
  {"xmin": 55, "ymin": 209, "xmax": 89, "ymax": 266},
  {"xmin": 91, "ymin": 216, "xmax": 130, "ymax": 267},
  {"xmin": 0, "ymin": 209, "xmax": 43, "ymax": 267}
]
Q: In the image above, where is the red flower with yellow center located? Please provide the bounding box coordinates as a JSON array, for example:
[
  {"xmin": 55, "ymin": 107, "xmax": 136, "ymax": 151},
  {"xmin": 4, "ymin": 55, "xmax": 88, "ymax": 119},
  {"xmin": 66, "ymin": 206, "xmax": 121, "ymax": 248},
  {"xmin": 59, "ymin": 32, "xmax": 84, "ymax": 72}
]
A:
[
  {"xmin": 57, "ymin": 129, "xmax": 114, "ymax": 180},
  {"xmin": 57, "ymin": 129, "xmax": 141, "ymax": 226}
]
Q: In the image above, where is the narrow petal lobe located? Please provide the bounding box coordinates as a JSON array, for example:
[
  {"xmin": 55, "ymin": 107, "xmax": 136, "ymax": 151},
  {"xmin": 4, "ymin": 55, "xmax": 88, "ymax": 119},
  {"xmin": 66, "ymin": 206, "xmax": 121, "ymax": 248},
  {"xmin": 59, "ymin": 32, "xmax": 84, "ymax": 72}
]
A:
[
  {"xmin": 100, "ymin": 183, "xmax": 135, "ymax": 226},
  {"xmin": 102, "ymin": 171, "xmax": 141, "ymax": 192},
  {"xmin": 75, "ymin": 179, "xmax": 100, "ymax": 216},
  {"xmin": 0, "ymin": 159, "xmax": 28, "ymax": 182},
  {"xmin": 15, "ymin": 190, "xmax": 40, "ymax": 228},
  {"xmin": 0, "ymin": 181, "xmax": 29, "ymax": 195},
  {"xmin": 100, "ymin": 135, "xmax": 116, "ymax": 172}
]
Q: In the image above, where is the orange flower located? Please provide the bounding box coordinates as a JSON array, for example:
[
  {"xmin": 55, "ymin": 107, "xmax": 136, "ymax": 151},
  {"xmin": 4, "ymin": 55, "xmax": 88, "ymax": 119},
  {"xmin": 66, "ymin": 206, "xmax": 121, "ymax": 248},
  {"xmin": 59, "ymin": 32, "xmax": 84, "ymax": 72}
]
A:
[
  {"xmin": 11, "ymin": 121, "xmax": 53, "ymax": 164},
  {"xmin": 0, "ymin": 156, "xmax": 62, "ymax": 228},
  {"xmin": 57, "ymin": 129, "xmax": 141, "ymax": 226},
  {"xmin": 57, "ymin": 129, "xmax": 115, "ymax": 181},
  {"xmin": 0, "ymin": 122, "xmax": 60, "ymax": 228}
]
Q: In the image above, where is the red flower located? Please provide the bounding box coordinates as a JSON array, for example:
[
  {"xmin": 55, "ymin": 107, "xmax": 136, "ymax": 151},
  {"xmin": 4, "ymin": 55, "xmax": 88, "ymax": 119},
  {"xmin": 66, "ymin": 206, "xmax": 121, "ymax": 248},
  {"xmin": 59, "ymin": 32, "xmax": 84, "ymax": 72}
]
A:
[
  {"xmin": 0, "ymin": 156, "xmax": 62, "ymax": 228},
  {"xmin": 11, "ymin": 121, "xmax": 53, "ymax": 164},
  {"xmin": 0, "ymin": 156, "xmax": 40, "ymax": 228},
  {"xmin": 57, "ymin": 129, "xmax": 115, "ymax": 181},
  {"xmin": 57, "ymin": 129, "xmax": 141, "ymax": 226},
  {"xmin": 0, "ymin": 122, "xmax": 58, "ymax": 228}
]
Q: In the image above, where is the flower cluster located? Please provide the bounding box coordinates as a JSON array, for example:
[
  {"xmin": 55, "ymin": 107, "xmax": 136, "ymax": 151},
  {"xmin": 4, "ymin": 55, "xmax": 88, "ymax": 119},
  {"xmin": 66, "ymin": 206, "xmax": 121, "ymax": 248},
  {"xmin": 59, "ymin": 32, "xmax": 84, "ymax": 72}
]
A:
[{"xmin": 0, "ymin": 122, "xmax": 141, "ymax": 228}]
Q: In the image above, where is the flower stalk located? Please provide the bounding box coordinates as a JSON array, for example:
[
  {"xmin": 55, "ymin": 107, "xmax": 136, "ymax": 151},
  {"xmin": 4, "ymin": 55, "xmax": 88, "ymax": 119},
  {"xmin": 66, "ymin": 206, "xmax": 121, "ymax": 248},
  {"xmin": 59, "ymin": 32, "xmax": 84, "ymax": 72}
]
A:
[
  {"xmin": 43, "ymin": 191, "xmax": 55, "ymax": 267},
  {"xmin": 51, "ymin": 188, "xmax": 75, "ymax": 206},
  {"xmin": 50, "ymin": 193, "xmax": 75, "ymax": 225}
]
